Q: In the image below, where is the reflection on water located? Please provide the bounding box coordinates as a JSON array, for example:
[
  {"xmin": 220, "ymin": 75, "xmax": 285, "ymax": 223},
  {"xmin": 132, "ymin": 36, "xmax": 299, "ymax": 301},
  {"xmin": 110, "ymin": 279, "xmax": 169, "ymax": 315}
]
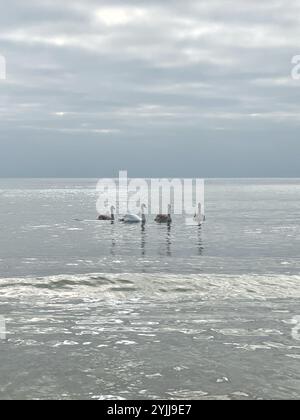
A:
[
  {"xmin": 136, "ymin": 223, "xmax": 204, "ymax": 258},
  {"xmin": 197, "ymin": 226, "xmax": 204, "ymax": 256},
  {"xmin": 104, "ymin": 219, "xmax": 205, "ymax": 262},
  {"xmin": 138, "ymin": 221, "xmax": 203, "ymax": 259},
  {"xmin": 166, "ymin": 223, "xmax": 172, "ymax": 257},
  {"xmin": 110, "ymin": 224, "xmax": 117, "ymax": 257},
  {"xmin": 141, "ymin": 223, "xmax": 146, "ymax": 257}
]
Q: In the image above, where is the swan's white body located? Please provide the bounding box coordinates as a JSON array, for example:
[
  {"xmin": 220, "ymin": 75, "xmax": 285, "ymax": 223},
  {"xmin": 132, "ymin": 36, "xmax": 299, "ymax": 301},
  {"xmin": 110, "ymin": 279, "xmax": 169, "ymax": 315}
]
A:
[
  {"xmin": 123, "ymin": 213, "xmax": 142, "ymax": 223},
  {"xmin": 194, "ymin": 203, "xmax": 205, "ymax": 225},
  {"xmin": 121, "ymin": 204, "xmax": 146, "ymax": 224}
]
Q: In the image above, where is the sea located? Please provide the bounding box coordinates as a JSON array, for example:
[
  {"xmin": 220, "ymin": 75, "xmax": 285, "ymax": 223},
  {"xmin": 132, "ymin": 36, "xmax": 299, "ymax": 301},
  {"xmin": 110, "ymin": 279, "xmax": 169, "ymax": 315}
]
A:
[{"xmin": 0, "ymin": 178, "xmax": 299, "ymax": 400}]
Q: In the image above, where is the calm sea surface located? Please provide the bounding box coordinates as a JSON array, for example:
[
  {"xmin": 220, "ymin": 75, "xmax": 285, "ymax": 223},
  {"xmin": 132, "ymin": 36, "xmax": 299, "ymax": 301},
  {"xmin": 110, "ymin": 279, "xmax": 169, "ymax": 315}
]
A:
[{"xmin": 0, "ymin": 178, "xmax": 299, "ymax": 400}]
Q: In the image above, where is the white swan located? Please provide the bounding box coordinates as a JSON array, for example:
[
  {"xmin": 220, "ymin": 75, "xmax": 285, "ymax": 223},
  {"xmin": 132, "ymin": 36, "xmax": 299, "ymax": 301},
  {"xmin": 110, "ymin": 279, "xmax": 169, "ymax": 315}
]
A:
[
  {"xmin": 120, "ymin": 204, "xmax": 147, "ymax": 224},
  {"xmin": 193, "ymin": 203, "xmax": 205, "ymax": 225}
]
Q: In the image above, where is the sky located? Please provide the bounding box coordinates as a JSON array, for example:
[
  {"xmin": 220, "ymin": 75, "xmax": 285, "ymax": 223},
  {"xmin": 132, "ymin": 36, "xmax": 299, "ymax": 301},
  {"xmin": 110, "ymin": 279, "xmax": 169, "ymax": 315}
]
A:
[{"xmin": 0, "ymin": 0, "xmax": 300, "ymax": 177}]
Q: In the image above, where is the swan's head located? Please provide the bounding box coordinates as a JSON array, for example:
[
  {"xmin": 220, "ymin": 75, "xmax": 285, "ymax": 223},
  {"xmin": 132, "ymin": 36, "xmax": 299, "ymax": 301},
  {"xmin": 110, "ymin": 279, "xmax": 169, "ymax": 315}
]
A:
[
  {"xmin": 141, "ymin": 203, "xmax": 147, "ymax": 210},
  {"xmin": 110, "ymin": 205, "xmax": 116, "ymax": 212}
]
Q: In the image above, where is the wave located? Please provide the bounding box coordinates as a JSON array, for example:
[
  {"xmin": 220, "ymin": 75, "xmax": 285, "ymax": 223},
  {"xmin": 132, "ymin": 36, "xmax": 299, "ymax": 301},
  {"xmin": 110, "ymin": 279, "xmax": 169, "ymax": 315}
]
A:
[{"xmin": 0, "ymin": 272, "xmax": 299, "ymax": 302}]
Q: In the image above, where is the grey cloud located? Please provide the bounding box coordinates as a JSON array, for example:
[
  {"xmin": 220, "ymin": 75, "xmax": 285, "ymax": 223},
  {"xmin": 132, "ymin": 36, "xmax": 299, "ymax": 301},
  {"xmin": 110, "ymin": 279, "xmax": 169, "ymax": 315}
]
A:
[{"xmin": 0, "ymin": 0, "xmax": 300, "ymax": 177}]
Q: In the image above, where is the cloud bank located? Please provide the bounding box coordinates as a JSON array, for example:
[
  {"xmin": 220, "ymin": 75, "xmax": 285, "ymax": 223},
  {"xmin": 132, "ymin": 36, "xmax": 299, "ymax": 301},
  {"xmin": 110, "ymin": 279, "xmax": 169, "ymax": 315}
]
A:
[{"xmin": 0, "ymin": 0, "xmax": 300, "ymax": 176}]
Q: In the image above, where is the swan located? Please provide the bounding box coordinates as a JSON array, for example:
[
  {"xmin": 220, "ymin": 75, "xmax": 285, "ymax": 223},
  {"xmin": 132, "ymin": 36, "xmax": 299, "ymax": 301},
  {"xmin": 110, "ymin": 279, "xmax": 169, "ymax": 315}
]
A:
[
  {"xmin": 97, "ymin": 205, "xmax": 115, "ymax": 221},
  {"xmin": 120, "ymin": 204, "xmax": 147, "ymax": 224},
  {"xmin": 193, "ymin": 203, "xmax": 205, "ymax": 225},
  {"xmin": 155, "ymin": 204, "xmax": 172, "ymax": 224}
]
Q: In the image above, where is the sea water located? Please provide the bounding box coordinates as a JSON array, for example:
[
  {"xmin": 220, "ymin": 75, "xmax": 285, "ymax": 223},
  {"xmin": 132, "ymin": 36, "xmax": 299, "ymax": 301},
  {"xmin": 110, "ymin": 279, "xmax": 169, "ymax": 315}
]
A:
[{"xmin": 0, "ymin": 178, "xmax": 299, "ymax": 400}]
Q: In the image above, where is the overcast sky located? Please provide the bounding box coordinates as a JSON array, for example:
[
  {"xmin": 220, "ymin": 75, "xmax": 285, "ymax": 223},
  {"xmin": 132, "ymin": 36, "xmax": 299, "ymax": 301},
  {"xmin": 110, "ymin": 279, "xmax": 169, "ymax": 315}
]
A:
[{"xmin": 0, "ymin": 0, "xmax": 300, "ymax": 177}]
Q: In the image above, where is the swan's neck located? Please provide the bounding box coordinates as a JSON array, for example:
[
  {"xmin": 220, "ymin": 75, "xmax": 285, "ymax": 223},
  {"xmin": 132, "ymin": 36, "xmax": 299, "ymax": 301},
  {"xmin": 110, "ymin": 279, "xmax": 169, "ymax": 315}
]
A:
[{"xmin": 199, "ymin": 206, "xmax": 201, "ymax": 216}]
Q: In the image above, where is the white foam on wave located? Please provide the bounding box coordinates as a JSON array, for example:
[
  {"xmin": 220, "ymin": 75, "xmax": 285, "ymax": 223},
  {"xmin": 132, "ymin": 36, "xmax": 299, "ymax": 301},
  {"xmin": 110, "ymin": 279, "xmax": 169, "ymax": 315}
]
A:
[{"xmin": 0, "ymin": 272, "xmax": 300, "ymax": 303}]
